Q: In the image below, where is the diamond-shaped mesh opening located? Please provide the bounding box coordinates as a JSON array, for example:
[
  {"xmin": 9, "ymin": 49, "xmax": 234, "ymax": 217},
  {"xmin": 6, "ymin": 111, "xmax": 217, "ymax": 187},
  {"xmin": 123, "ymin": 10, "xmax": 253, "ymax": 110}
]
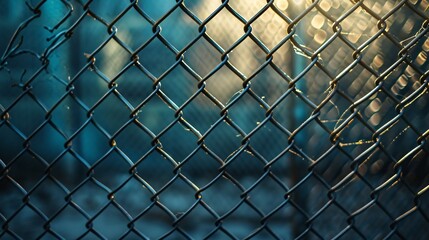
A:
[
  {"xmin": 396, "ymin": 208, "xmax": 429, "ymax": 239},
  {"xmin": 0, "ymin": 176, "xmax": 26, "ymax": 218},
  {"xmin": 205, "ymin": 8, "xmax": 245, "ymax": 51},
  {"xmin": 132, "ymin": 204, "xmax": 174, "ymax": 239},
  {"xmin": 173, "ymin": 203, "xmax": 218, "ymax": 238},
  {"xmin": 49, "ymin": 95, "xmax": 89, "ymax": 137},
  {"xmin": 267, "ymin": 150, "xmax": 300, "ymax": 184},
  {"xmin": 378, "ymin": 182, "xmax": 419, "ymax": 218},
  {"xmin": 295, "ymin": 8, "xmax": 333, "ymax": 48},
  {"xmin": 182, "ymin": 0, "xmax": 219, "ymax": 21},
  {"xmin": 272, "ymin": 90, "xmax": 314, "ymax": 130},
  {"xmin": 160, "ymin": 7, "xmax": 202, "ymax": 51},
  {"xmin": 70, "ymin": 179, "xmax": 110, "ymax": 216},
  {"xmin": 113, "ymin": 122, "xmax": 153, "ymax": 160},
  {"xmin": 77, "ymin": 16, "xmax": 114, "ymax": 55},
  {"xmin": 27, "ymin": 73, "xmax": 67, "ymax": 110},
  {"xmin": 179, "ymin": 93, "xmax": 221, "ymax": 133},
  {"xmin": 249, "ymin": 65, "xmax": 289, "ymax": 105},
  {"xmin": 202, "ymin": 120, "xmax": 242, "ymax": 160},
  {"xmin": 264, "ymin": 203, "xmax": 294, "ymax": 237},
  {"xmin": 245, "ymin": 174, "xmax": 287, "ymax": 214},
  {"xmin": 71, "ymin": 69, "xmax": 110, "ymax": 108},
  {"xmin": 28, "ymin": 123, "xmax": 65, "ymax": 160},
  {"xmin": 271, "ymin": 40, "xmax": 295, "ymax": 76},
  {"xmin": 92, "ymin": 93, "xmax": 132, "ymax": 135},
  {"xmin": 183, "ymin": 37, "xmax": 222, "ymax": 78},
  {"xmin": 311, "ymin": 202, "xmax": 351, "ymax": 239},
  {"xmin": 199, "ymin": 176, "xmax": 242, "ymax": 216},
  {"xmin": 6, "ymin": 95, "xmax": 45, "ymax": 137},
  {"xmin": 380, "ymin": 119, "xmax": 420, "ymax": 158},
  {"xmin": 337, "ymin": 117, "xmax": 374, "ymax": 148},
  {"xmin": 354, "ymin": 204, "xmax": 395, "ymax": 239},
  {"xmin": 112, "ymin": 8, "xmax": 154, "ymax": 52},
  {"xmin": 316, "ymin": 92, "xmax": 353, "ymax": 132},
  {"xmin": 138, "ymin": 40, "xmax": 177, "ymax": 78},
  {"xmin": 138, "ymin": 1, "xmax": 178, "ymax": 21},
  {"xmin": 227, "ymin": 94, "xmax": 267, "ymax": 134},
  {"xmin": 111, "ymin": 65, "xmax": 153, "ymax": 107},
  {"xmin": 5, "ymin": 205, "xmax": 47, "ymax": 238},
  {"xmin": 133, "ymin": 94, "xmax": 176, "ymax": 134},
  {"xmin": 0, "ymin": 124, "xmax": 24, "ymax": 162},
  {"xmin": 301, "ymin": 66, "xmax": 332, "ymax": 103},
  {"xmin": 405, "ymin": 93, "xmax": 429, "ymax": 134},
  {"xmin": 67, "ymin": 121, "xmax": 111, "ymax": 164},
  {"xmin": 95, "ymin": 39, "xmax": 132, "ymax": 79},
  {"xmin": 90, "ymin": 150, "xmax": 134, "ymax": 189},
  {"xmin": 158, "ymin": 177, "xmax": 198, "ymax": 215},
  {"xmin": 251, "ymin": 7, "xmax": 290, "ymax": 50},
  {"xmin": 86, "ymin": 1, "xmax": 133, "ymax": 23},
  {"xmin": 27, "ymin": 188, "xmax": 64, "ymax": 227},
  {"xmin": 157, "ymin": 65, "xmax": 199, "ymax": 106},
  {"xmin": 313, "ymin": 146, "xmax": 353, "ymax": 185},
  {"xmin": 334, "ymin": 177, "xmax": 373, "ymax": 213},
  {"xmin": 295, "ymin": 119, "xmax": 333, "ymax": 159},
  {"xmin": 229, "ymin": 0, "xmax": 268, "ymax": 21},
  {"xmin": 220, "ymin": 201, "xmax": 263, "ymax": 239},
  {"xmin": 386, "ymin": 4, "xmax": 427, "ymax": 42},
  {"xmin": 48, "ymin": 151, "xmax": 88, "ymax": 190},
  {"xmin": 49, "ymin": 204, "xmax": 88, "ymax": 239},
  {"xmin": 204, "ymin": 65, "xmax": 244, "ymax": 105},
  {"xmin": 133, "ymin": 151, "xmax": 176, "ymax": 191},
  {"xmin": 223, "ymin": 150, "xmax": 266, "ymax": 186},
  {"xmin": 91, "ymin": 202, "xmax": 131, "ymax": 238},
  {"xmin": 402, "ymin": 153, "xmax": 429, "ymax": 192},
  {"xmin": 156, "ymin": 122, "xmax": 199, "ymax": 162},
  {"xmin": 6, "ymin": 151, "xmax": 47, "ymax": 190},
  {"xmin": 319, "ymin": 37, "xmax": 357, "ymax": 77},
  {"xmin": 1, "ymin": 0, "xmax": 429, "ymax": 239},
  {"xmin": 249, "ymin": 121, "xmax": 290, "ymax": 160},
  {"xmin": 228, "ymin": 37, "xmax": 268, "ymax": 77},
  {"xmin": 111, "ymin": 176, "xmax": 154, "ymax": 218},
  {"xmin": 340, "ymin": 6, "xmax": 380, "ymax": 46}
]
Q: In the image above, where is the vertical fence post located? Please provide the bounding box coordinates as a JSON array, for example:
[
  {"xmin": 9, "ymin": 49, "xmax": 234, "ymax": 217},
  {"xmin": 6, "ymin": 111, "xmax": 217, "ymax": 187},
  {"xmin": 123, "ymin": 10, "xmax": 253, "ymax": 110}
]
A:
[
  {"xmin": 45, "ymin": 1, "xmax": 76, "ymax": 182},
  {"xmin": 288, "ymin": 1, "xmax": 310, "ymax": 237}
]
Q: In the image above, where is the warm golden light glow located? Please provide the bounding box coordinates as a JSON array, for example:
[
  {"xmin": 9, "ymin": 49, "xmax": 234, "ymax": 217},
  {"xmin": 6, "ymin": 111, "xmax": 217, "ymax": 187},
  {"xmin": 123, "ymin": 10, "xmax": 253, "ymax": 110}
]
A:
[
  {"xmin": 320, "ymin": 0, "xmax": 332, "ymax": 11},
  {"xmin": 311, "ymin": 14, "xmax": 325, "ymax": 29},
  {"xmin": 314, "ymin": 30, "xmax": 327, "ymax": 44},
  {"xmin": 293, "ymin": 0, "xmax": 305, "ymax": 5},
  {"xmin": 275, "ymin": 0, "xmax": 289, "ymax": 10},
  {"xmin": 372, "ymin": 54, "xmax": 384, "ymax": 69}
]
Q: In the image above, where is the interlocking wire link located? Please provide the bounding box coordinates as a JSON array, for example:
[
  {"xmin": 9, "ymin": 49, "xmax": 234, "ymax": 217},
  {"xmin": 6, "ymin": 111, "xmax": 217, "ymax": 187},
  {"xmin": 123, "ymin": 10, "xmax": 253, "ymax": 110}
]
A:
[{"xmin": 1, "ymin": 0, "xmax": 429, "ymax": 239}]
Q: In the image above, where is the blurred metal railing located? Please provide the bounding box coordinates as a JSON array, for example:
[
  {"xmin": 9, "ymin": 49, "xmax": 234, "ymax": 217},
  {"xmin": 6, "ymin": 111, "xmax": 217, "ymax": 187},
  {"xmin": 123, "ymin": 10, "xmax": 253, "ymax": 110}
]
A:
[{"xmin": 1, "ymin": 0, "xmax": 429, "ymax": 239}]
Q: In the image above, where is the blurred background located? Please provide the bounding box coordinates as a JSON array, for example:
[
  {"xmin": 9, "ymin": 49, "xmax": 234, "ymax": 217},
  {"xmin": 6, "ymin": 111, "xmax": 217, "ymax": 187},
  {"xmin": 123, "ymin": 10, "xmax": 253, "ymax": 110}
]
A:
[{"xmin": 1, "ymin": 0, "xmax": 429, "ymax": 239}]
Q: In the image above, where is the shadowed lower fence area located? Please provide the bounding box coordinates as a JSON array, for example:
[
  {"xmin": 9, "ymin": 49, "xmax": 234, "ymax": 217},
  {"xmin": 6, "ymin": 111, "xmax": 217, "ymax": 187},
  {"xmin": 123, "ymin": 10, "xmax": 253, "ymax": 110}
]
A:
[{"xmin": 1, "ymin": 0, "xmax": 429, "ymax": 239}]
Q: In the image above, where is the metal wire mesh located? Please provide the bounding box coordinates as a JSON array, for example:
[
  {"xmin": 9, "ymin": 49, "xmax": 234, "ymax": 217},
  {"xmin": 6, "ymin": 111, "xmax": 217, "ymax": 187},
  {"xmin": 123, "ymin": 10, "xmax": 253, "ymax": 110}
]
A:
[{"xmin": 1, "ymin": 0, "xmax": 429, "ymax": 239}]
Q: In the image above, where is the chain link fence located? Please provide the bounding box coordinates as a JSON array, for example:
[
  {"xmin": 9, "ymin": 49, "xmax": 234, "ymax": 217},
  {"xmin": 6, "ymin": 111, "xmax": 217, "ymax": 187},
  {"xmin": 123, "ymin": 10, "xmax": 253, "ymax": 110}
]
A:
[{"xmin": 1, "ymin": 0, "xmax": 429, "ymax": 239}]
